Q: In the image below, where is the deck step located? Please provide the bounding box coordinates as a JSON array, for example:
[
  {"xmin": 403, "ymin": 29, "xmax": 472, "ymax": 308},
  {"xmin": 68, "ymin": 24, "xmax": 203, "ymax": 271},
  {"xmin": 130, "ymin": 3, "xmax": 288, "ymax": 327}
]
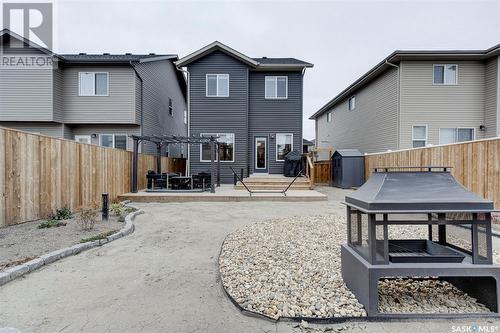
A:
[{"xmin": 235, "ymin": 183, "xmax": 311, "ymax": 190}]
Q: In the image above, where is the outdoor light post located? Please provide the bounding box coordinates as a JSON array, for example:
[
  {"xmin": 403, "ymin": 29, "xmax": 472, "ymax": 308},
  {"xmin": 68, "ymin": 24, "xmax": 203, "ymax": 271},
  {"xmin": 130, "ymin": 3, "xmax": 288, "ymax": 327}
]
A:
[{"xmin": 102, "ymin": 193, "xmax": 109, "ymax": 221}]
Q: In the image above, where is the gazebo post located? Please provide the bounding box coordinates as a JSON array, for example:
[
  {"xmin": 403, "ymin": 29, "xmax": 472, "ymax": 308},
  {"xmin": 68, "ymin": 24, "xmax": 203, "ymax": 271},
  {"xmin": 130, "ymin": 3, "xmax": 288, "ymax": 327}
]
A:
[
  {"xmin": 210, "ymin": 139, "xmax": 216, "ymax": 193},
  {"xmin": 156, "ymin": 143, "xmax": 162, "ymax": 173},
  {"xmin": 217, "ymin": 142, "xmax": 221, "ymax": 187},
  {"xmin": 132, "ymin": 137, "xmax": 139, "ymax": 193}
]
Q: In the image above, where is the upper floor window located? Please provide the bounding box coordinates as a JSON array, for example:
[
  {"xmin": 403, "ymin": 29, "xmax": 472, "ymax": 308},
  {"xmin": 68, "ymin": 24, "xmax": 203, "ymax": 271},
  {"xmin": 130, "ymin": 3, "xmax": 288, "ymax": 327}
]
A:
[
  {"xmin": 327, "ymin": 112, "xmax": 332, "ymax": 123},
  {"xmin": 348, "ymin": 96, "xmax": 356, "ymax": 110},
  {"xmin": 168, "ymin": 98, "xmax": 173, "ymax": 116},
  {"xmin": 276, "ymin": 133, "xmax": 293, "ymax": 161},
  {"xmin": 265, "ymin": 76, "xmax": 288, "ymax": 99},
  {"xmin": 206, "ymin": 74, "xmax": 229, "ymax": 97},
  {"xmin": 412, "ymin": 125, "xmax": 427, "ymax": 148},
  {"xmin": 433, "ymin": 64, "xmax": 457, "ymax": 85},
  {"xmin": 439, "ymin": 128, "xmax": 474, "ymax": 144},
  {"xmin": 79, "ymin": 72, "xmax": 109, "ymax": 96}
]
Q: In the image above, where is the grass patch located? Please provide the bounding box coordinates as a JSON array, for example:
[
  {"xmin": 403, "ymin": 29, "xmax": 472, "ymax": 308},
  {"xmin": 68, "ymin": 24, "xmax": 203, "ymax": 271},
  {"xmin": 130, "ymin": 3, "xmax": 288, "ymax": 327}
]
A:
[
  {"xmin": 38, "ymin": 219, "xmax": 67, "ymax": 229},
  {"xmin": 80, "ymin": 230, "xmax": 118, "ymax": 243}
]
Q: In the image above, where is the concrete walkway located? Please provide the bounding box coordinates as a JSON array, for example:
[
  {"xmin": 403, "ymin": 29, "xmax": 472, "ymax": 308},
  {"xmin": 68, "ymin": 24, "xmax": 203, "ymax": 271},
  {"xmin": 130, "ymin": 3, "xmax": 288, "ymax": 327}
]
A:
[{"xmin": 0, "ymin": 187, "xmax": 498, "ymax": 332}]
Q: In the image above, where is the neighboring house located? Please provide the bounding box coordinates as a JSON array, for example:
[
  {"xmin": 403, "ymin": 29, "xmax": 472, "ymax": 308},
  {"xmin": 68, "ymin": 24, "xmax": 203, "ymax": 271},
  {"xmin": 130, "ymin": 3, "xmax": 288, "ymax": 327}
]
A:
[
  {"xmin": 175, "ymin": 41, "xmax": 313, "ymax": 183},
  {"xmin": 302, "ymin": 138, "xmax": 314, "ymax": 153},
  {"xmin": 0, "ymin": 29, "xmax": 187, "ymax": 156},
  {"xmin": 310, "ymin": 44, "xmax": 500, "ymax": 155}
]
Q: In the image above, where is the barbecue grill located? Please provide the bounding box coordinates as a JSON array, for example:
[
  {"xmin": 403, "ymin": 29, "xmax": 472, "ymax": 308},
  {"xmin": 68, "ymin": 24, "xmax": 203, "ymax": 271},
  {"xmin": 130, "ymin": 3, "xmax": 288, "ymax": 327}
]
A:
[{"xmin": 341, "ymin": 166, "xmax": 500, "ymax": 317}]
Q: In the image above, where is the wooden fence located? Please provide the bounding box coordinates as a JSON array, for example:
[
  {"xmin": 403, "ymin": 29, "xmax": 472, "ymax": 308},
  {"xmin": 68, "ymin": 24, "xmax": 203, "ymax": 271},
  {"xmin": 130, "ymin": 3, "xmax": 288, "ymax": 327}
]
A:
[
  {"xmin": 313, "ymin": 161, "xmax": 331, "ymax": 185},
  {"xmin": 0, "ymin": 127, "xmax": 186, "ymax": 227},
  {"xmin": 364, "ymin": 138, "xmax": 500, "ymax": 208}
]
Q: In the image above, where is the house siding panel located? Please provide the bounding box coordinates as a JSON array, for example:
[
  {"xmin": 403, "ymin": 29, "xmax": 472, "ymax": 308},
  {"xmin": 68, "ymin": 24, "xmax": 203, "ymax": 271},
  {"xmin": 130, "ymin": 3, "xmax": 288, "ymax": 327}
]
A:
[
  {"xmin": 0, "ymin": 122, "xmax": 63, "ymax": 137},
  {"xmin": 133, "ymin": 60, "xmax": 187, "ymax": 156},
  {"xmin": 400, "ymin": 61, "xmax": 486, "ymax": 148},
  {"xmin": 61, "ymin": 65, "xmax": 137, "ymax": 124},
  {"xmin": 316, "ymin": 67, "xmax": 399, "ymax": 155},
  {"xmin": 248, "ymin": 71, "xmax": 303, "ymax": 173},
  {"xmin": 188, "ymin": 51, "xmax": 248, "ymax": 183},
  {"xmin": 69, "ymin": 124, "xmax": 141, "ymax": 150},
  {"xmin": 485, "ymin": 57, "xmax": 498, "ymax": 138}
]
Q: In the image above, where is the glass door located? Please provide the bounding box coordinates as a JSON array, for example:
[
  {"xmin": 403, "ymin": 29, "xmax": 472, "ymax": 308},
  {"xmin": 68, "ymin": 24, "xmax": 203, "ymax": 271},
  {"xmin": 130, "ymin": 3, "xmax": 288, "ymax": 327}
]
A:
[{"xmin": 255, "ymin": 137, "xmax": 268, "ymax": 173}]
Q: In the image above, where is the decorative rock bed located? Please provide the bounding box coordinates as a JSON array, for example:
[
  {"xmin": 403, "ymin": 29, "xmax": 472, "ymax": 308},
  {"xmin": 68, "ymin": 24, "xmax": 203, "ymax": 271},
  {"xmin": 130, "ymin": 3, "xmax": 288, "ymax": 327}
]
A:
[{"xmin": 219, "ymin": 215, "xmax": 497, "ymax": 320}]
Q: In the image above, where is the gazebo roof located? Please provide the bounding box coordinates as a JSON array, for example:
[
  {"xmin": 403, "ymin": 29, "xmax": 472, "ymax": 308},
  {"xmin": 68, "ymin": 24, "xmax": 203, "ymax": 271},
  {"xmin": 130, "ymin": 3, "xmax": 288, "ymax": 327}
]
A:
[{"xmin": 345, "ymin": 168, "xmax": 494, "ymax": 213}]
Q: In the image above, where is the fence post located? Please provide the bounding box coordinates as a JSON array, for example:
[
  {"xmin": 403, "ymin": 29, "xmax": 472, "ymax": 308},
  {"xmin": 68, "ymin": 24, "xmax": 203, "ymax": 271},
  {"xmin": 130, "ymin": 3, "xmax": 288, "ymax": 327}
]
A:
[{"xmin": 132, "ymin": 137, "xmax": 139, "ymax": 193}]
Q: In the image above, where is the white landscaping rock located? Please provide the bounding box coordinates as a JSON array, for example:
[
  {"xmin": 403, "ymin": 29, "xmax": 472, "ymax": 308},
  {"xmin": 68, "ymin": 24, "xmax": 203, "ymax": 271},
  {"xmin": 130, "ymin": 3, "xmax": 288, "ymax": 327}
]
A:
[{"xmin": 219, "ymin": 215, "xmax": 496, "ymax": 319}]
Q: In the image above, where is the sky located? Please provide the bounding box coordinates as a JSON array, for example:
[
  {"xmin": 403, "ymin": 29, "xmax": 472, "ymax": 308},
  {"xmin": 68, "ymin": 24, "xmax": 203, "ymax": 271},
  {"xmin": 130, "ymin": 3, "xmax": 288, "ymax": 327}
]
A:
[{"xmin": 4, "ymin": 0, "xmax": 500, "ymax": 139}]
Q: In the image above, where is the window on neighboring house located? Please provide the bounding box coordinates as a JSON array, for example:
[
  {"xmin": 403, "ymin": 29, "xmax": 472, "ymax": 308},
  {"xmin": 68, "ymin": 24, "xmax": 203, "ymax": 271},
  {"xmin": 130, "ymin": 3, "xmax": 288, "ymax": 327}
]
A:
[
  {"xmin": 439, "ymin": 128, "xmax": 474, "ymax": 144},
  {"xmin": 79, "ymin": 72, "xmax": 109, "ymax": 96},
  {"xmin": 348, "ymin": 96, "xmax": 356, "ymax": 110},
  {"xmin": 200, "ymin": 133, "xmax": 235, "ymax": 162},
  {"xmin": 265, "ymin": 76, "xmax": 288, "ymax": 99},
  {"xmin": 183, "ymin": 110, "xmax": 187, "ymax": 124},
  {"xmin": 327, "ymin": 112, "xmax": 332, "ymax": 123},
  {"xmin": 276, "ymin": 133, "xmax": 293, "ymax": 161},
  {"xmin": 206, "ymin": 74, "xmax": 229, "ymax": 97},
  {"xmin": 99, "ymin": 134, "xmax": 127, "ymax": 150},
  {"xmin": 412, "ymin": 125, "xmax": 427, "ymax": 148},
  {"xmin": 168, "ymin": 98, "xmax": 173, "ymax": 116},
  {"xmin": 433, "ymin": 64, "xmax": 457, "ymax": 85}
]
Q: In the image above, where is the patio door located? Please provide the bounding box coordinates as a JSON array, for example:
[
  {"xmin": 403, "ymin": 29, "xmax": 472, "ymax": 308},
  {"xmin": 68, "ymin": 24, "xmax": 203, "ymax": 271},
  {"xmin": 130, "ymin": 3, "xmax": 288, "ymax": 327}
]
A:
[{"xmin": 254, "ymin": 137, "xmax": 268, "ymax": 173}]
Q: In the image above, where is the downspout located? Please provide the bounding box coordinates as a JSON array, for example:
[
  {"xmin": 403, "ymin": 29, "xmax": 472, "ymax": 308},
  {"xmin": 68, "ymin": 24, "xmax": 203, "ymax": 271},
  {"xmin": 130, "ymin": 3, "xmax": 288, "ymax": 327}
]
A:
[
  {"xmin": 177, "ymin": 67, "xmax": 190, "ymax": 176},
  {"xmin": 131, "ymin": 61, "xmax": 144, "ymax": 150},
  {"xmin": 385, "ymin": 60, "xmax": 400, "ymax": 150}
]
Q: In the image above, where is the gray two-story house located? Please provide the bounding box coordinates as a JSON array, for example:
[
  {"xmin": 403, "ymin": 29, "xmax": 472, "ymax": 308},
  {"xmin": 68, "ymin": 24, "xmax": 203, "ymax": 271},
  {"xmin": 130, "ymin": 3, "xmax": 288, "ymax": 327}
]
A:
[
  {"xmin": 0, "ymin": 29, "xmax": 187, "ymax": 155},
  {"xmin": 175, "ymin": 42, "xmax": 313, "ymax": 183},
  {"xmin": 310, "ymin": 44, "xmax": 500, "ymax": 155}
]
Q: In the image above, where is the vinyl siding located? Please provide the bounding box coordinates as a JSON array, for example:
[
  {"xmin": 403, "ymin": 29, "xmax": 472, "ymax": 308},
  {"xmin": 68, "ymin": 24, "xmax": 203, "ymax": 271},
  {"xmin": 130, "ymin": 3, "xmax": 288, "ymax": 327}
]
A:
[
  {"xmin": 0, "ymin": 122, "xmax": 63, "ymax": 137},
  {"xmin": 68, "ymin": 124, "xmax": 141, "ymax": 151},
  {"xmin": 248, "ymin": 71, "xmax": 303, "ymax": 173},
  {"xmin": 188, "ymin": 51, "xmax": 249, "ymax": 183},
  {"xmin": 316, "ymin": 67, "xmax": 399, "ymax": 155},
  {"xmin": 53, "ymin": 67, "xmax": 64, "ymax": 122},
  {"xmin": 400, "ymin": 61, "xmax": 486, "ymax": 148},
  {"xmin": 0, "ymin": 66, "xmax": 54, "ymax": 121},
  {"xmin": 485, "ymin": 57, "xmax": 499, "ymax": 137},
  {"xmin": 133, "ymin": 60, "xmax": 187, "ymax": 157},
  {"xmin": 61, "ymin": 65, "xmax": 137, "ymax": 124}
]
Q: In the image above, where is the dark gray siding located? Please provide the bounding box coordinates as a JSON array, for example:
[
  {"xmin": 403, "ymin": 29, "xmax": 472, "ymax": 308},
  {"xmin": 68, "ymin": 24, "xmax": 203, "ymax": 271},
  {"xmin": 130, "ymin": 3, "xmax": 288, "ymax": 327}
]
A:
[
  {"xmin": 248, "ymin": 71, "xmax": 303, "ymax": 174},
  {"xmin": 133, "ymin": 60, "xmax": 187, "ymax": 156},
  {"xmin": 188, "ymin": 51, "xmax": 248, "ymax": 183}
]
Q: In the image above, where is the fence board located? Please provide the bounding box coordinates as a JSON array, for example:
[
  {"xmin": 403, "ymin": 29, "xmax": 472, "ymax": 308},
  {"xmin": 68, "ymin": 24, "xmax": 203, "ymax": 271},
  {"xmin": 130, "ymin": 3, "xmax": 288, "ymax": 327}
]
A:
[
  {"xmin": 0, "ymin": 128, "xmax": 186, "ymax": 227},
  {"xmin": 365, "ymin": 138, "xmax": 500, "ymax": 208},
  {"xmin": 314, "ymin": 161, "xmax": 331, "ymax": 184}
]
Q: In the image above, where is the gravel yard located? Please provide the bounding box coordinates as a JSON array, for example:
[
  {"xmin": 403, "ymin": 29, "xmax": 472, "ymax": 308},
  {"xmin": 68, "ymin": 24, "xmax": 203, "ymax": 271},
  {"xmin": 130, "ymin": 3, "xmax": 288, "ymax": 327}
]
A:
[
  {"xmin": 0, "ymin": 213, "xmax": 124, "ymax": 271},
  {"xmin": 219, "ymin": 214, "xmax": 498, "ymax": 320}
]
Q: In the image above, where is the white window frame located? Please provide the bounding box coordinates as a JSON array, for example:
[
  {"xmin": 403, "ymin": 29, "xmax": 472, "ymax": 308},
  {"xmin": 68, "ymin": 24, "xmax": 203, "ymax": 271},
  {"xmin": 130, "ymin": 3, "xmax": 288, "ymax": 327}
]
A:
[
  {"xmin": 199, "ymin": 133, "xmax": 235, "ymax": 162},
  {"xmin": 265, "ymin": 76, "xmax": 288, "ymax": 99},
  {"xmin": 99, "ymin": 134, "xmax": 128, "ymax": 150},
  {"xmin": 275, "ymin": 133, "xmax": 293, "ymax": 162},
  {"xmin": 326, "ymin": 112, "xmax": 332, "ymax": 123},
  {"xmin": 206, "ymin": 74, "xmax": 229, "ymax": 97},
  {"xmin": 78, "ymin": 72, "xmax": 109, "ymax": 96},
  {"xmin": 74, "ymin": 135, "xmax": 92, "ymax": 144},
  {"xmin": 348, "ymin": 96, "xmax": 356, "ymax": 110},
  {"xmin": 433, "ymin": 64, "xmax": 458, "ymax": 85},
  {"xmin": 412, "ymin": 125, "xmax": 428, "ymax": 148},
  {"xmin": 439, "ymin": 127, "xmax": 475, "ymax": 145}
]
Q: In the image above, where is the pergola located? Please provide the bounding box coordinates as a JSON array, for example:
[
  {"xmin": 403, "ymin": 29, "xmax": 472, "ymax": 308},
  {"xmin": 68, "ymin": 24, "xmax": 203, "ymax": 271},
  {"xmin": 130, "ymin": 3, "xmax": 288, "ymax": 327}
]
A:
[{"xmin": 130, "ymin": 134, "xmax": 221, "ymax": 193}]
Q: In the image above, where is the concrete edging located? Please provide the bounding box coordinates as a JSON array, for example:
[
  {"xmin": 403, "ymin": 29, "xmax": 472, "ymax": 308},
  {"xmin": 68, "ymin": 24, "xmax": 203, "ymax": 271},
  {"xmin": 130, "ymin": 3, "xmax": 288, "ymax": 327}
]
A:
[{"xmin": 0, "ymin": 202, "xmax": 142, "ymax": 287}]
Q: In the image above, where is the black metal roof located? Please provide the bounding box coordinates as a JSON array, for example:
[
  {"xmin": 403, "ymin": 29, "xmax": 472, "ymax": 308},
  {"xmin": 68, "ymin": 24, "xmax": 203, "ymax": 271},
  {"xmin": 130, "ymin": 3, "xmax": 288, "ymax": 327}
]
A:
[
  {"xmin": 345, "ymin": 170, "xmax": 494, "ymax": 213},
  {"xmin": 60, "ymin": 54, "xmax": 178, "ymax": 63},
  {"xmin": 334, "ymin": 149, "xmax": 363, "ymax": 157},
  {"xmin": 252, "ymin": 57, "xmax": 312, "ymax": 66}
]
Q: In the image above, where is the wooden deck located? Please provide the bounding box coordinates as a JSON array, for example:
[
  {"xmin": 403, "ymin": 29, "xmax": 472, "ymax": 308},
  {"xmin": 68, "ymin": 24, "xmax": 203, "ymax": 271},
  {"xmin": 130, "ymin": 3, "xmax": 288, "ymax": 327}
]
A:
[{"xmin": 119, "ymin": 185, "xmax": 327, "ymax": 202}]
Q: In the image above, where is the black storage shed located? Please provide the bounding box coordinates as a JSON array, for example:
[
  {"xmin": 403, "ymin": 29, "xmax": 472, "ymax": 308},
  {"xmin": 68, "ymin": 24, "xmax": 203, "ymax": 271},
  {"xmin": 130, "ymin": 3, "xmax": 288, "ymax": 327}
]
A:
[
  {"xmin": 283, "ymin": 151, "xmax": 303, "ymax": 177},
  {"xmin": 332, "ymin": 149, "xmax": 364, "ymax": 188}
]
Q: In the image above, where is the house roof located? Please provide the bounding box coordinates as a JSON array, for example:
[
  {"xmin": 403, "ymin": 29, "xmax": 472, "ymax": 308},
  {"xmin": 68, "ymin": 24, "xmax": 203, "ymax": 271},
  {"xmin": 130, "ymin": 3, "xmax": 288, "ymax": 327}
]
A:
[
  {"xmin": 60, "ymin": 54, "xmax": 178, "ymax": 64},
  {"xmin": 302, "ymin": 138, "xmax": 314, "ymax": 146},
  {"xmin": 334, "ymin": 149, "xmax": 363, "ymax": 157},
  {"xmin": 175, "ymin": 41, "xmax": 313, "ymax": 70},
  {"xmin": 0, "ymin": 28, "xmax": 55, "ymax": 56},
  {"xmin": 309, "ymin": 43, "xmax": 500, "ymax": 120}
]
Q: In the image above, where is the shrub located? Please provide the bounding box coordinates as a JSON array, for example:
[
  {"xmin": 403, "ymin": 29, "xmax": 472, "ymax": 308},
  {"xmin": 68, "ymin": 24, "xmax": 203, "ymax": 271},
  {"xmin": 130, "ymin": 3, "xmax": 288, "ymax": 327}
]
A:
[
  {"xmin": 110, "ymin": 203, "xmax": 123, "ymax": 216},
  {"xmin": 55, "ymin": 206, "xmax": 72, "ymax": 220},
  {"xmin": 77, "ymin": 207, "xmax": 98, "ymax": 231},
  {"xmin": 38, "ymin": 219, "xmax": 67, "ymax": 229},
  {"xmin": 80, "ymin": 230, "xmax": 117, "ymax": 243}
]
